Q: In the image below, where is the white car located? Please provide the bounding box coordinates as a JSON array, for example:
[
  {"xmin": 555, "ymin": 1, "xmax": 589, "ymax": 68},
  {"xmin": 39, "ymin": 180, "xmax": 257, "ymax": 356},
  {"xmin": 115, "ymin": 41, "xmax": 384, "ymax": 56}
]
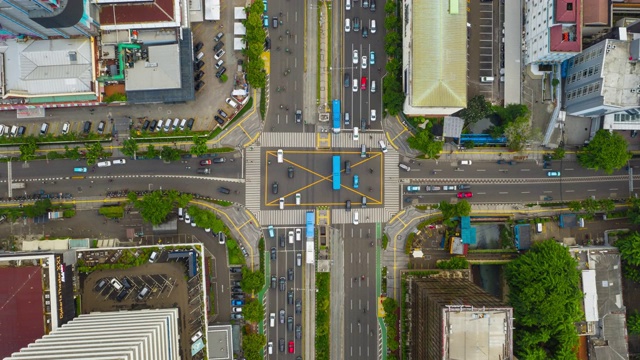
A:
[
  {"xmin": 185, "ymin": 213, "xmax": 191, "ymax": 224},
  {"xmin": 295, "ymin": 228, "xmax": 301, "ymax": 241},
  {"xmin": 215, "ymin": 49, "xmax": 225, "ymax": 60},
  {"xmin": 345, "ymin": 18, "xmax": 351, "ymax": 32},
  {"xmin": 288, "ymin": 231, "xmax": 294, "ymax": 244},
  {"xmin": 371, "ymin": 109, "xmax": 377, "ymax": 121},
  {"xmin": 232, "ymin": 307, "xmax": 243, "ymax": 313},
  {"xmin": 361, "ymin": 55, "xmax": 367, "ymax": 69},
  {"xmin": 353, "ymin": 49, "xmax": 359, "ymax": 64},
  {"xmin": 113, "ymin": 159, "xmax": 126, "ymax": 165},
  {"xmin": 379, "ymin": 140, "xmax": 388, "ymax": 153},
  {"xmin": 353, "ymin": 211, "xmax": 359, "ymax": 225},
  {"xmin": 371, "ymin": 19, "xmax": 376, "ymax": 33},
  {"xmin": 352, "ymin": 79, "xmax": 358, "ymax": 92}
]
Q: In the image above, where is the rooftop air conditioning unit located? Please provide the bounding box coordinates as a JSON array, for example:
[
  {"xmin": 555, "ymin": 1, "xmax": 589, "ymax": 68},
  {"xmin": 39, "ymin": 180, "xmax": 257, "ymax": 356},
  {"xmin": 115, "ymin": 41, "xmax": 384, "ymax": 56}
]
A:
[{"xmin": 632, "ymin": 89, "xmax": 636, "ymax": 93}]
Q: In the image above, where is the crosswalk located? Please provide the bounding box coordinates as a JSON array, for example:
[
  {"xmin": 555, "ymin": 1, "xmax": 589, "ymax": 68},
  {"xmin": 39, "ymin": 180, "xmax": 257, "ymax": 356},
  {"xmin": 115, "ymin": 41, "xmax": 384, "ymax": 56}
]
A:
[
  {"xmin": 383, "ymin": 149, "xmax": 400, "ymax": 216},
  {"xmin": 258, "ymin": 209, "xmax": 312, "ymax": 226},
  {"xmin": 245, "ymin": 146, "xmax": 262, "ymax": 214},
  {"xmin": 259, "ymin": 132, "xmax": 317, "ymax": 148},
  {"xmin": 331, "ymin": 207, "xmax": 388, "ymax": 224},
  {"xmin": 330, "ymin": 131, "xmax": 386, "ymax": 149}
]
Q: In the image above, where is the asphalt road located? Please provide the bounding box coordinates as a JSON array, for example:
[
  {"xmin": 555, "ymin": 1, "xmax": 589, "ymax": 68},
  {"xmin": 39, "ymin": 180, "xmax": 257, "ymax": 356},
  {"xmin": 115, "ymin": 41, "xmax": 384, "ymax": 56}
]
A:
[
  {"xmin": 342, "ymin": 224, "xmax": 378, "ymax": 359},
  {"xmin": 266, "ymin": 0, "xmax": 306, "ymax": 133},
  {"xmin": 265, "ymin": 226, "xmax": 305, "ymax": 358},
  {"xmin": 341, "ymin": 0, "xmax": 384, "ymax": 132}
]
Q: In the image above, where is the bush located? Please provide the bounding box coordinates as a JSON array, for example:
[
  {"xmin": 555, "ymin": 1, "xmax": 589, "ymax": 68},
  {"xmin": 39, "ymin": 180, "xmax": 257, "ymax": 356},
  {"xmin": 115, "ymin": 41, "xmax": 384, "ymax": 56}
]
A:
[
  {"xmin": 381, "ymin": 233, "xmax": 389, "ymax": 250},
  {"xmin": 99, "ymin": 206, "xmax": 124, "ymax": 219},
  {"xmin": 436, "ymin": 257, "xmax": 469, "ymax": 269},
  {"xmin": 63, "ymin": 209, "xmax": 76, "ymax": 218},
  {"xmin": 405, "ymin": 233, "xmax": 415, "ymax": 254}
]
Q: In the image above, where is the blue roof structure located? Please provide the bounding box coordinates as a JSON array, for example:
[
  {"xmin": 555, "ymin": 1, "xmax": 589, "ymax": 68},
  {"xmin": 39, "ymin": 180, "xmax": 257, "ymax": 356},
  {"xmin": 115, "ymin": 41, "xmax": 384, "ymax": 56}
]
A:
[
  {"xmin": 459, "ymin": 216, "xmax": 476, "ymax": 245},
  {"xmin": 167, "ymin": 251, "xmax": 198, "ymax": 277}
]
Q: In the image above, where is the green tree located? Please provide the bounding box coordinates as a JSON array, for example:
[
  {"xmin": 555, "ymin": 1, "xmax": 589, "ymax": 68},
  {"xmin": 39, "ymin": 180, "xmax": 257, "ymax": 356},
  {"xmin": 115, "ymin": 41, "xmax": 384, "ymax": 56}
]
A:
[
  {"xmin": 503, "ymin": 116, "xmax": 532, "ymax": 152},
  {"xmin": 146, "ymin": 144, "xmax": 158, "ymax": 158},
  {"xmin": 242, "ymin": 299, "xmax": 264, "ymax": 323},
  {"xmin": 241, "ymin": 332, "xmax": 266, "ymax": 360},
  {"xmin": 121, "ymin": 139, "xmax": 139, "ymax": 157},
  {"xmin": 131, "ymin": 190, "xmax": 179, "ymax": 225},
  {"xmin": 160, "ymin": 146, "xmax": 180, "ymax": 162},
  {"xmin": 176, "ymin": 193, "xmax": 193, "ymax": 208},
  {"xmin": 23, "ymin": 199, "xmax": 52, "ymax": 218},
  {"xmin": 552, "ymin": 147, "xmax": 565, "ymax": 160},
  {"xmin": 436, "ymin": 257, "xmax": 469, "ymax": 269},
  {"xmin": 493, "ymin": 103, "xmax": 530, "ymax": 123},
  {"xmin": 455, "ymin": 200, "xmax": 471, "ymax": 216},
  {"xmin": 505, "ymin": 240, "xmax": 582, "ymax": 358},
  {"xmin": 578, "ymin": 129, "xmax": 631, "ymax": 174},
  {"xmin": 581, "ymin": 197, "xmax": 599, "ymax": 216},
  {"xmin": 382, "ymin": 75, "xmax": 404, "ymax": 115},
  {"xmin": 384, "ymin": 15, "xmax": 399, "ymax": 31},
  {"xmin": 568, "ymin": 200, "xmax": 582, "ymax": 212},
  {"xmin": 598, "ymin": 199, "xmax": 615, "ymax": 213},
  {"xmin": 628, "ymin": 311, "xmax": 640, "ymax": 335},
  {"xmin": 127, "ymin": 191, "xmax": 139, "ymax": 203},
  {"xmin": 614, "ymin": 232, "xmax": 640, "ymax": 282},
  {"xmin": 63, "ymin": 145, "xmax": 81, "ymax": 160},
  {"xmin": 19, "ymin": 137, "xmax": 38, "ymax": 161},
  {"xmin": 459, "ymin": 95, "xmax": 492, "ymax": 126},
  {"xmin": 384, "ymin": 31, "xmax": 401, "ymax": 56},
  {"xmin": 190, "ymin": 136, "xmax": 209, "ymax": 156},
  {"xmin": 85, "ymin": 142, "xmax": 105, "ymax": 166},
  {"xmin": 406, "ymin": 123, "xmax": 443, "ymax": 159},
  {"xmin": 384, "ymin": 0, "xmax": 396, "ymax": 14},
  {"xmin": 241, "ymin": 267, "xmax": 265, "ymax": 294}
]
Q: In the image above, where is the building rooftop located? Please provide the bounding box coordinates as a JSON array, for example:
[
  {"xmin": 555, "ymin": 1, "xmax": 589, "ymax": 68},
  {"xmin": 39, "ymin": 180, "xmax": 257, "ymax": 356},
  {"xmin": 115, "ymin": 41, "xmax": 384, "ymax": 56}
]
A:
[
  {"xmin": 206, "ymin": 324, "xmax": 232, "ymax": 359},
  {"xmin": 602, "ymin": 39, "xmax": 640, "ymax": 109},
  {"xmin": 98, "ymin": 0, "xmax": 180, "ymax": 28},
  {"xmin": 125, "ymin": 44, "xmax": 181, "ymax": 91},
  {"xmin": 583, "ymin": 0, "xmax": 608, "ymax": 26},
  {"xmin": 445, "ymin": 306, "xmax": 511, "ymax": 360},
  {"xmin": 2, "ymin": 38, "xmax": 93, "ymax": 97}
]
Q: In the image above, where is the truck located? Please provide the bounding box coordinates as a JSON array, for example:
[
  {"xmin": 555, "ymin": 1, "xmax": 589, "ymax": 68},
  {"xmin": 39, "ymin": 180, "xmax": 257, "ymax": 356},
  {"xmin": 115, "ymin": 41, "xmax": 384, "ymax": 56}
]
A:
[
  {"xmin": 11, "ymin": 182, "xmax": 25, "ymax": 190},
  {"xmin": 442, "ymin": 185, "xmax": 457, "ymax": 191},
  {"xmin": 425, "ymin": 185, "xmax": 441, "ymax": 192}
]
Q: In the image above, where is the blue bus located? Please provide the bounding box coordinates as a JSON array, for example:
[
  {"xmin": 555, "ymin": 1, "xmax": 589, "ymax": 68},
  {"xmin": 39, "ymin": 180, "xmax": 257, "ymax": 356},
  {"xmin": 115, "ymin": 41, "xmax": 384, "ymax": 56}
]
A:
[
  {"xmin": 332, "ymin": 155, "xmax": 341, "ymax": 190},
  {"xmin": 332, "ymin": 99, "xmax": 341, "ymax": 133},
  {"xmin": 306, "ymin": 211, "xmax": 315, "ymax": 239}
]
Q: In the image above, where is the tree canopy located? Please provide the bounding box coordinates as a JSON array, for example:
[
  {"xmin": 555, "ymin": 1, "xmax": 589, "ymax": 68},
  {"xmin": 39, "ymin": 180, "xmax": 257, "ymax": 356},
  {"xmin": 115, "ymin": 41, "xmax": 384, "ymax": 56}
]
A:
[
  {"xmin": 85, "ymin": 142, "xmax": 105, "ymax": 166},
  {"xmin": 129, "ymin": 190, "xmax": 186, "ymax": 225},
  {"xmin": 458, "ymin": 95, "xmax": 492, "ymax": 126},
  {"xmin": 406, "ymin": 121, "xmax": 443, "ymax": 158},
  {"xmin": 19, "ymin": 137, "xmax": 38, "ymax": 161},
  {"xmin": 24, "ymin": 199, "xmax": 51, "ymax": 218},
  {"xmin": 241, "ymin": 267, "xmax": 265, "ymax": 294},
  {"xmin": 613, "ymin": 231, "xmax": 640, "ymax": 282},
  {"xmin": 241, "ymin": 332, "xmax": 266, "ymax": 360},
  {"xmin": 578, "ymin": 130, "xmax": 631, "ymax": 174},
  {"xmin": 190, "ymin": 136, "xmax": 209, "ymax": 156},
  {"xmin": 121, "ymin": 139, "xmax": 139, "ymax": 157},
  {"xmin": 160, "ymin": 146, "xmax": 180, "ymax": 162},
  {"xmin": 242, "ymin": 299, "xmax": 264, "ymax": 323},
  {"xmin": 505, "ymin": 240, "xmax": 582, "ymax": 359}
]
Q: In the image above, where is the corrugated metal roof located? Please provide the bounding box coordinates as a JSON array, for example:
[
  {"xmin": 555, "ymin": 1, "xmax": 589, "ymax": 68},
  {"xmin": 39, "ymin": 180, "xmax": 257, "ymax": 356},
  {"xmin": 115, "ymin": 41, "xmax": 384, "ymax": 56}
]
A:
[{"xmin": 410, "ymin": 0, "xmax": 467, "ymax": 108}]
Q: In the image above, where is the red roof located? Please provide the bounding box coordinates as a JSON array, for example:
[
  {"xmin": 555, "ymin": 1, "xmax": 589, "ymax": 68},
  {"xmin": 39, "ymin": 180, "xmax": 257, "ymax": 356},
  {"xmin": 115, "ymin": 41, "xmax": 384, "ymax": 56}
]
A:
[
  {"xmin": 99, "ymin": 0, "xmax": 177, "ymax": 25},
  {"xmin": 550, "ymin": 0, "xmax": 582, "ymax": 53},
  {"xmin": 0, "ymin": 266, "xmax": 45, "ymax": 358}
]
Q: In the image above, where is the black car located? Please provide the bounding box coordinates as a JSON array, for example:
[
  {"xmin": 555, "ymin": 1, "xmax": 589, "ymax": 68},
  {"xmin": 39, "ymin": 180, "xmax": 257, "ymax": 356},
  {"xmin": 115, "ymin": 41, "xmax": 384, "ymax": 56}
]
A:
[
  {"xmin": 287, "ymin": 268, "xmax": 294, "ymax": 281},
  {"xmin": 272, "ymin": 181, "xmax": 278, "ymax": 194},
  {"xmin": 264, "ymin": 37, "xmax": 271, "ymax": 50},
  {"xmin": 279, "ymin": 235, "xmax": 285, "ymax": 248},
  {"xmin": 231, "ymin": 286, "xmax": 242, "ymax": 293},
  {"xmin": 194, "ymin": 70, "xmax": 205, "ymax": 81},
  {"xmin": 149, "ymin": 120, "xmax": 158, "ymax": 132},
  {"xmin": 361, "ymin": 118, "xmax": 367, "ymax": 130},
  {"xmin": 195, "ymin": 80, "xmax": 205, "ymax": 91},
  {"xmin": 218, "ymin": 109, "xmax": 228, "ymax": 118},
  {"xmin": 216, "ymin": 67, "xmax": 227, "ymax": 78},
  {"xmin": 288, "ymin": 166, "xmax": 294, "ymax": 178},
  {"xmin": 279, "ymin": 338, "xmax": 285, "ymax": 352},
  {"xmin": 288, "ymin": 290, "xmax": 294, "ymax": 304},
  {"xmin": 142, "ymin": 120, "xmax": 150, "ymax": 131},
  {"xmin": 270, "ymin": 247, "xmax": 277, "ymax": 260},
  {"xmin": 230, "ymin": 267, "xmax": 242, "ymax": 273},
  {"xmin": 186, "ymin": 118, "xmax": 195, "ymax": 130},
  {"xmin": 344, "ymin": 72, "xmax": 351, "ymax": 87},
  {"xmin": 218, "ymin": 187, "xmax": 231, "ymax": 194},
  {"xmin": 17, "ymin": 126, "xmax": 25, "ymax": 136},
  {"xmin": 279, "ymin": 276, "xmax": 286, "ymax": 291},
  {"xmin": 346, "ymin": 200, "xmax": 351, "ymax": 211},
  {"xmin": 362, "ymin": 26, "xmax": 368, "ymax": 38},
  {"xmin": 213, "ymin": 157, "xmax": 226, "ymax": 163},
  {"xmin": 232, "ymin": 294, "xmax": 245, "ymax": 300},
  {"xmin": 345, "ymin": 161, "xmax": 351, "ymax": 174},
  {"xmin": 121, "ymin": 277, "xmax": 132, "ymax": 289},
  {"xmin": 295, "ymin": 298, "xmax": 302, "ymax": 313},
  {"xmin": 370, "ymin": 0, "xmax": 376, "ymax": 11},
  {"xmin": 116, "ymin": 289, "xmax": 129, "ymax": 302},
  {"xmin": 214, "ymin": 115, "xmax": 225, "ymax": 125},
  {"xmin": 213, "ymin": 41, "xmax": 225, "ymax": 52},
  {"xmin": 83, "ymin": 121, "xmax": 92, "ymax": 134},
  {"xmin": 287, "ymin": 316, "xmax": 293, "ymax": 331},
  {"xmin": 194, "ymin": 60, "xmax": 205, "ymax": 70},
  {"xmin": 194, "ymin": 41, "xmax": 204, "ymax": 52}
]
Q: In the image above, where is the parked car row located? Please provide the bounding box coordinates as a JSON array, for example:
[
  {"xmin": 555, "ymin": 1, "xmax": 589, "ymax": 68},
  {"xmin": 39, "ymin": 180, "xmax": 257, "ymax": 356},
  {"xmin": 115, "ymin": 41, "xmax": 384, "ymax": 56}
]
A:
[
  {"xmin": 140, "ymin": 118, "xmax": 194, "ymax": 132},
  {"xmin": 1, "ymin": 120, "xmax": 110, "ymax": 138}
]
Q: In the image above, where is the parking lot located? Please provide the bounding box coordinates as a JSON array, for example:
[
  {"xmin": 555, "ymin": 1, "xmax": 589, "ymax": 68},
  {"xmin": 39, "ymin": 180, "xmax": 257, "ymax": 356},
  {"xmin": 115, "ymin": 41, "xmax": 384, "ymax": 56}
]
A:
[
  {"xmin": 262, "ymin": 148, "xmax": 384, "ymax": 209},
  {"xmin": 0, "ymin": 118, "xmax": 114, "ymax": 138},
  {"xmin": 467, "ymin": 0, "xmax": 502, "ymax": 102}
]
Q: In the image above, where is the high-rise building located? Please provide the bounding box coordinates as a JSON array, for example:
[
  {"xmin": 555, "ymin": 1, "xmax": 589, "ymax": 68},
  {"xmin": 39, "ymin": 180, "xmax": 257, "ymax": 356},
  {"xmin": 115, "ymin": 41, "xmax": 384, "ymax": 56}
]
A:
[
  {"xmin": 0, "ymin": 0, "xmax": 99, "ymax": 39},
  {"xmin": 4, "ymin": 308, "xmax": 181, "ymax": 360},
  {"xmin": 408, "ymin": 277, "xmax": 513, "ymax": 360}
]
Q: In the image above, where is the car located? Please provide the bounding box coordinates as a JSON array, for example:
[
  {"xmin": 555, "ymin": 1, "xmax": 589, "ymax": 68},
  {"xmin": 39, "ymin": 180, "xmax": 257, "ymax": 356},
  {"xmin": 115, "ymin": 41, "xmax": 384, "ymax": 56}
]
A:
[
  {"xmin": 353, "ymin": 49, "xmax": 359, "ymax": 64},
  {"xmin": 295, "ymin": 110, "xmax": 302, "ymax": 123},
  {"xmin": 74, "ymin": 167, "xmax": 87, "ymax": 173},
  {"xmin": 230, "ymin": 267, "xmax": 242, "ymax": 273},
  {"xmin": 296, "ymin": 324, "xmax": 302, "ymax": 339},
  {"xmin": 194, "ymin": 41, "xmax": 204, "ymax": 52},
  {"xmin": 213, "ymin": 157, "xmax": 226, "ymax": 163},
  {"xmin": 213, "ymin": 41, "xmax": 225, "ymax": 52},
  {"xmin": 232, "ymin": 293, "xmax": 245, "ymax": 299},
  {"xmin": 288, "ymin": 231, "xmax": 294, "ymax": 243},
  {"xmin": 370, "ymin": 51, "xmax": 375, "ymax": 65},
  {"xmin": 288, "ymin": 268, "xmax": 294, "ymax": 281},
  {"xmin": 296, "ymin": 253, "xmax": 302, "ymax": 267},
  {"xmin": 214, "ymin": 115, "xmax": 225, "ymax": 125},
  {"xmin": 353, "ymin": 174, "xmax": 359, "ymax": 188},
  {"xmin": 287, "ymin": 166, "xmax": 295, "ymax": 178},
  {"xmin": 346, "ymin": 200, "xmax": 351, "ymax": 211},
  {"xmin": 362, "ymin": 0, "xmax": 369, "ymax": 8},
  {"xmin": 214, "ymin": 32, "xmax": 224, "ymax": 42},
  {"xmin": 149, "ymin": 120, "xmax": 157, "ymax": 131},
  {"xmin": 344, "ymin": 72, "xmax": 351, "ymax": 87},
  {"xmin": 83, "ymin": 121, "xmax": 92, "ymax": 134},
  {"xmin": 352, "ymin": 79, "xmax": 358, "ymax": 92},
  {"xmin": 279, "ymin": 338, "xmax": 285, "ymax": 352},
  {"xmin": 268, "ymin": 225, "xmax": 275, "ymax": 238},
  {"xmin": 345, "ymin": 18, "xmax": 351, "ymax": 32},
  {"xmin": 443, "ymin": 185, "xmax": 457, "ymax": 191},
  {"xmin": 270, "ymin": 247, "xmax": 277, "ymax": 260},
  {"xmin": 279, "ymin": 277, "xmax": 286, "ymax": 291},
  {"xmin": 457, "ymin": 192, "xmax": 473, "ymax": 198},
  {"xmin": 371, "ymin": 19, "xmax": 377, "ymax": 33},
  {"xmin": 406, "ymin": 185, "xmax": 420, "ymax": 192},
  {"xmin": 232, "ymin": 307, "xmax": 243, "ymax": 313},
  {"xmin": 379, "ymin": 140, "xmax": 388, "ymax": 153},
  {"xmin": 267, "ymin": 342, "xmax": 273, "ymax": 354},
  {"xmin": 353, "ymin": 211, "xmax": 359, "ymax": 225},
  {"xmin": 214, "ymin": 49, "xmax": 225, "ymax": 60},
  {"xmin": 194, "ymin": 60, "xmax": 205, "ymax": 70},
  {"xmin": 458, "ymin": 184, "xmax": 471, "ymax": 190},
  {"xmin": 232, "ymin": 299, "xmax": 245, "ymax": 306},
  {"xmin": 345, "ymin": 161, "xmax": 351, "ymax": 174},
  {"xmin": 231, "ymin": 313, "xmax": 244, "ymax": 319},
  {"xmin": 216, "ymin": 67, "xmax": 227, "ymax": 78},
  {"xmin": 263, "ymin": 15, "xmax": 269, "ymax": 27},
  {"xmin": 279, "ymin": 197, "xmax": 285, "ymax": 210},
  {"xmin": 271, "ymin": 275, "xmax": 277, "ymax": 288},
  {"xmin": 272, "ymin": 181, "xmax": 278, "ymax": 194},
  {"xmin": 370, "ymin": 0, "xmax": 376, "ymax": 11},
  {"xmin": 195, "ymin": 80, "xmax": 205, "ymax": 91},
  {"xmin": 361, "ymin": 55, "xmax": 367, "ymax": 69},
  {"xmin": 200, "ymin": 159, "xmax": 212, "ymax": 166},
  {"xmin": 362, "ymin": 26, "xmax": 368, "ymax": 38},
  {"xmin": 287, "ymin": 316, "xmax": 293, "ymax": 331},
  {"xmin": 197, "ymin": 168, "xmax": 211, "ymax": 174},
  {"xmin": 142, "ymin": 120, "xmax": 151, "ymax": 131},
  {"xmin": 295, "ymin": 298, "xmax": 302, "ymax": 313},
  {"xmin": 264, "ymin": 37, "xmax": 271, "ymax": 50},
  {"xmin": 371, "ymin": 109, "xmax": 377, "ymax": 121},
  {"xmin": 17, "ymin": 126, "xmax": 25, "ymax": 137},
  {"xmin": 215, "ymin": 59, "xmax": 225, "ymax": 70},
  {"xmin": 262, "ymin": 0, "xmax": 267, "ymax": 12},
  {"xmin": 361, "ymin": 76, "xmax": 367, "ymax": 90},
  {"xmin": 371, "ymin": 80, "xmax": 376, "ymax": 93},
  {"xmin": 353, "ymin": 17, "xmax": 360, "ymax": 31},
  {"xmin": 194, "ymin": 70, "xmax": 205, "ymax": 81},
  {"xmin": 186, "ymin": 118, "xmax": 194, "ymax": 130},
  {"xmin": 98, "ymin": 120, "xmax": 107, "ymax": 134},
  {"xmin": 279, "ymin": 309, "xmax": 285, "ymax": 323},
  {"xmin": 272, "ymin": 16, "xmax": 278, "ymax": 28},
  {"xmin": 218, "ymin": 109, "xmax": 228, "ymax": 118},
  {"xmin": 547, "ymin": 171, "xmax": 561, "ymax": 177},
  {"xmin": 346, "ymin": 0, "xmax": 351, "ymax": 10},
  {"xmin": 288, "ymin": 341, "xmax": 294, "ymax": 353},
  {"xmin": 344, "ymin": 112, "xmax": 350, "ymax": 126},
  {"xmin": 61, "ymin": 122, "xmax": 70, "ymax": 135},
  {"xmin": 295, "ymin": 228, "xmax": 301, "ymax": 241},
  {"xmin": 288, "ymin": 290, "xmax": 294, "ymax": 304}
]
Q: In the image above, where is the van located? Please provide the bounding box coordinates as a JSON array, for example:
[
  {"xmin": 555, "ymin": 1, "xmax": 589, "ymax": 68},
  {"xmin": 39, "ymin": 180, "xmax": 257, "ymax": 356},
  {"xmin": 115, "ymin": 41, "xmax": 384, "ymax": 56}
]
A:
[
  {"xmin": 268, "ymin": 225, "xmax": 275, "ymax": 238},
  {"xmin": 268, "ymin": 342, "xmax": 273, "ymax": 355},
  {"xmin": 156, "ymin": 119, "xmax": 164, "ymax": 131},
  {"xmin": 346, "ymin": 0, "xmax": 351, "ymax": 10},
  {"xmin": 459, "ymin": 160, "xmax": 472, "ymax": 165},
  {"xmin": 371, "ymin": 80, "xmax": 376, "ymax": 93},
  {"xmin": 361, "ymin": 196, "xmax": 367, "ymax": 208},
  {"xmin": 149, "ymin": 251, "xmax": 158, "ymax": 263},
  {"xmin": 536, "ymin": 223, "xmax": 543, "ymax": 233},
  {"xmin": 172, "ymin": 118, "xmax": 179, "ymax": 130},
  {"xmin": 40, "ymin": 123, "xmax": 49, "ymax": 136},
  {"xmin": 279, "ymin": 197, "xmax": 285, "ymax": 210},
  {"xmin": 360, "ymin": 144, "xmax": 367, "ymax": 158},
  {"xmin": 137, "ymin": 286, "xmax": 150, "ymax": 300},
  {"xmin": 110, "ymin": 278, "xmax": 123, "ymax": 291},
  {"xmin": 270, "ymin": 313, "xmax": 276, "ymax": 327},
  {"xmin": 97, "ymin": 161, "xmax": 112, "ymax": 167},
  {"xmin": 226, "ymin": 97, "xmax": 239, "ymax": 108},
  {"xmin": 195, "ymin": 51, "xmax": 205, "ymax": 61},
  {"xmin": 178, "ymin": 208, "xmax": 184, "ymax": 221},
  {"xmin": 164, "ymin": 119, "xmax": 172, "ymax": 132},
  {"xmin": 10, "ymin": 125, "xmax": 18, "ymax": 137},
  {"xmin": 398, "ymin": 163, "xmax": 411, "ymax": 171},
  {"xmin": 480, "ymin": 76, "xmax": 494, "ymax": 83},
  {"xmin": 191, "ymin": 330, "xmax": 203, "ymax": 342},
  {"xmin": 180, "ymin": 118, "xmax": 187, "ymax": 130},
  {"xmin": 277, "ymin": 149, "xmax": 284, "ymax": 163},
  {"xmin": 353, "ymin": 127, "xmax": 359, "ymax": 141}
]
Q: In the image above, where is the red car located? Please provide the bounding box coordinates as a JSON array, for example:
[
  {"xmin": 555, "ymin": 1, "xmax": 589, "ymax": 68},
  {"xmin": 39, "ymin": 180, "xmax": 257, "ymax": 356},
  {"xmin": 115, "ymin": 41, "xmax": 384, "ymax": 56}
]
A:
[
  {"xmin": 361, "ymin": 76, "xmax": 367, "ymax": 90},
  {"xmin": 457, "ymin": 192, "xmax": 473, "ymax": 198},
  {"xmin": 200, "ymin": 159, "xmax": 212, "ymax": 166},
  {"xmin": 288, "ymin": 341, "xmax": 294, "ymax": 353}
]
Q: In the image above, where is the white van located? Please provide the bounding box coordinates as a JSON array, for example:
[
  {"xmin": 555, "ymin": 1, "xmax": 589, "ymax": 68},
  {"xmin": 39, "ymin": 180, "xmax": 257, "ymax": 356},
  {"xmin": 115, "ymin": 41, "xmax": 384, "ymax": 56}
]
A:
[
  {"xmin": 97, "ymin": 161, "xmax": 112, "ymax": 167},
  {"xmin": 353, "ymin": 127, "xmax": 359, "ymax": 141},
  {"xmin": 345, "ymin": 18, "xmax": 351, "ymax": 32},
  {"xmin": 295, "ymin": 228, "xmax": 301, "ymax": 241},
  {"xmin": 226, "ymin": 98, "xmax": 239, "ymax": 108},
  {"xmin": 156, "ymin": 119, "xmax": 164, "ymax": 131},
  {"xmin": 279, "ymin": 197, "xmax": 285, "ymax": 210},
  {"xmin": 195, "ymin": 51, "xmax": 205, "ymax": 61},
  {"xmin": 371, "ymin": 80, "xmax": 376, "ymax": 93},
  {"xmin": 180, "ymin": 119, "xmax": 187, "ymax": 130},
  {"xmin": 459, "ymin": 160, "xmax": 472, "ymax": 165},
  {"xmin": 480, "ymin": 76, "xmax": 494, "ymax": 83},
  {"xmin": 268, "ymin": 342, "xmax": 273, "ymax": 355},
  {"xmin": 536, "ymin": 223, "xmax": 543, "ymax": 233},
  {"xmin": 40, "ymin": 123, "xmax": 49, "ymax": 136},
  {"xmin": 110, "ymin": 278, "xmax": 123, "ymax": 291},
  {"xmin": 178, "ymin": 208, "xmax": 184, "ymax": 221},
  {"xmin": 295, "ymin": 193, "xmax": 301, "ymax": 205},
  {"xmin": 10, "ymin": 125, "xmax": 18, "ymax": 137},
  {"xmin": 270, "ymin": 313, "xmax": 276, "ymax": 327},
  {"xmin": 277, "ymin": 149, "xmax": 284, "ymax": 163},
  {"xmin": 398, "ymin": 163, "xmax": 411, "ymax": 171}
]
